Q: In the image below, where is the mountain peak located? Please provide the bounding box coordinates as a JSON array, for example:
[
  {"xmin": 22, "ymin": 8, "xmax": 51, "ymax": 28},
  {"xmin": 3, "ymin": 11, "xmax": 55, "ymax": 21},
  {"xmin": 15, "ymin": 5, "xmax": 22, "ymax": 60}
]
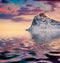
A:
[
  {"xmin": 39, "ymin": 13, "xmax": 47, "ymax": 18},
  {"xmin": 39, "ymin": 13, "xmax": 45, "ymax": 16}
]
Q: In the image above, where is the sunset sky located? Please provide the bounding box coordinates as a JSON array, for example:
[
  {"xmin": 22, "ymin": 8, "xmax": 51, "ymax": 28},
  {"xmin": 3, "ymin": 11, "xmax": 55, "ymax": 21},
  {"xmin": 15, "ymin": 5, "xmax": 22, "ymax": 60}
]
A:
[{"xmin": 0, "ymin": 0, "xmax": 60, "ymax": 38}]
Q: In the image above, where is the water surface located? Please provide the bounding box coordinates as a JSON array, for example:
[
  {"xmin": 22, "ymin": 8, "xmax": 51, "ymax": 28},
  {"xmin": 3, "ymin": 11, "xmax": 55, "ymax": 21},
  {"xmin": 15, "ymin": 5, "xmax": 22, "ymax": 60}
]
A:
[{"xmin": 0, "ymin": 30, "xmax": 60, "ymax": 63}]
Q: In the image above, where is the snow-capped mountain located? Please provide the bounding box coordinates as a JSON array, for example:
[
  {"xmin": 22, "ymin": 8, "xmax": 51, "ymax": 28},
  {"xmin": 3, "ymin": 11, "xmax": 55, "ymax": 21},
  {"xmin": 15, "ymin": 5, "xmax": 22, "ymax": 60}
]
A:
[
  {"xmin": 28, "ymin": 13, "xmax": 60, "ymax": 31},
  {"xmin": 27, "ymin": 13, "xmax": 60, "ymax": 43}
]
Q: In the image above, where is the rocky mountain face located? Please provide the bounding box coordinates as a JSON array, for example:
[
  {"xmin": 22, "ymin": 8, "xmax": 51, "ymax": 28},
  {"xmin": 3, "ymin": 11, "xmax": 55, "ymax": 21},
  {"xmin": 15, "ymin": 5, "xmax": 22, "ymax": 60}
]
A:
[{"xmin": 27, "ymin": 13, "xmax": 60, "ymax": 43}]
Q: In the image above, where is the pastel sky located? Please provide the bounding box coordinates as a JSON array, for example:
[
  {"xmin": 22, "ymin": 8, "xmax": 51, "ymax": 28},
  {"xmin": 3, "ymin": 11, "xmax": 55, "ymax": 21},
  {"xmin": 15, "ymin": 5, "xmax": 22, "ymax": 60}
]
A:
[
  {"xmin": 0, "ymin": 0, "xmax": 60, "ymax": 38},
  {"xmin": 0, "ymin": 0, "xmax": 60, "ymax": 21}
]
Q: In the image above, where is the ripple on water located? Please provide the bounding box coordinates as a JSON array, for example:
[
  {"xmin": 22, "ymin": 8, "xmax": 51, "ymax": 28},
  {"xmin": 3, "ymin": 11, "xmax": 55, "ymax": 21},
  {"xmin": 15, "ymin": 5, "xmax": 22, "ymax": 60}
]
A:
[{"xmin": 0, "ymin": 38, "xmax": 60, "ymax": 63}]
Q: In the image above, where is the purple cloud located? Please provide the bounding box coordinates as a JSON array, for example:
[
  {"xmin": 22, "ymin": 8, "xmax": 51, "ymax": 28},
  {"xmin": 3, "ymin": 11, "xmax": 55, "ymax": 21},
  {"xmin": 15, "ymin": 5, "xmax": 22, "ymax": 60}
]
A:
[
  {"xmin": 26, "ymin": 4, "xmax": 34, "ymax": 7},
  {"xmin": 12, "ymin": 17, "xmax": 32, "ymax": 22}
]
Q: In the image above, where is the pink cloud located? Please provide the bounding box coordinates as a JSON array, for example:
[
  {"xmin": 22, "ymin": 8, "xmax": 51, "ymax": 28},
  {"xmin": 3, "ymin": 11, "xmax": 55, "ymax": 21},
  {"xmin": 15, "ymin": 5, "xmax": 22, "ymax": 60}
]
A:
[
  {"xmin": 53, "ymin": 2, "xmax": 60, "ymax": 8},
  {"xmin": 0, "ymin": 8, "xmax": 10, "ymax": 14},
  {"xmin": 0, "ymin": 4, "xmax": 20, "ymax": 15},
  {"xmin": 0, "ymin": 3, "xmax": 2, "ymax": 6}
]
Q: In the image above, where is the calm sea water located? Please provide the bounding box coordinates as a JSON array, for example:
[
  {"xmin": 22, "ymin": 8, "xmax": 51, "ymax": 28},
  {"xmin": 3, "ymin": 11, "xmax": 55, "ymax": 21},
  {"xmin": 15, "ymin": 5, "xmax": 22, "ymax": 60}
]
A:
[{"xmin": 0, "ymin": 31, "xmax": 60, "ymax": 63}]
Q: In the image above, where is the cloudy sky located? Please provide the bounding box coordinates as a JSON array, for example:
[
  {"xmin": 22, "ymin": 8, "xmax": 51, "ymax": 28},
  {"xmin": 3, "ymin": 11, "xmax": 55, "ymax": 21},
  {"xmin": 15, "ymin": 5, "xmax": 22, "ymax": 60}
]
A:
[
  {"xmin": 0, "ymin": 0, "xmax": 60, "ymax": 37},
  {"xmin": 0, "ymin": 0, "xmax": 60, "ymax": 21}
]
